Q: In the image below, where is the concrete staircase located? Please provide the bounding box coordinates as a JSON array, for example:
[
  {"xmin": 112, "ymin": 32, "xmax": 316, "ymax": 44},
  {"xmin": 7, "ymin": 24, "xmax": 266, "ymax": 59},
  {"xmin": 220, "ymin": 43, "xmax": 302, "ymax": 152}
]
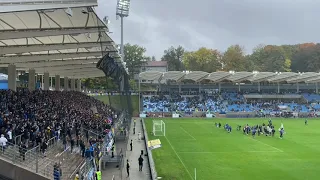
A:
[
  {"xmin": 58, "ymin": 147, "xmax": 85, "ymax": 179},
  {"xmin": 0, "ymin": 141, "xmax": 87, "ymax": 180}
]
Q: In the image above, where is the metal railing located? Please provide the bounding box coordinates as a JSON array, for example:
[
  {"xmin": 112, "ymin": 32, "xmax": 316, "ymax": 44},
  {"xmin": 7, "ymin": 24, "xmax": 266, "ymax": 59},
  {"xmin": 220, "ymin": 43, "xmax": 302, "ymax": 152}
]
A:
[
  {"xmin": 41, "ymin": 157, "xmax": 58, "ymax": 178},
  {"xmin": 14, "ymin": 134, "xmax": 22, "ymax": 145},
  {"xmin": 0, "ymin": 142, "xmax": 46, "ymax": 177},
  {"xmin": 81, "ymin": 127, "xmax": 103, "ymax": 140},
  {"xmin": 69, "ymin": 158, "xmax": 86, "ymax": 179},
  {"xmin": 47, "ymin": 137, "xmax": 56, "ymax": 149}
]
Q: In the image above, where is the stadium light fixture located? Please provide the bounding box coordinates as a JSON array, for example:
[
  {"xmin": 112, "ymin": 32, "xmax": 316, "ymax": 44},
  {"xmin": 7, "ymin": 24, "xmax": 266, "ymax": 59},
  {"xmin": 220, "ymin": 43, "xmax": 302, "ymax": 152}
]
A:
[{"xmin": 116, "ymin": 0, "xmax": 131, "ymax": 66}]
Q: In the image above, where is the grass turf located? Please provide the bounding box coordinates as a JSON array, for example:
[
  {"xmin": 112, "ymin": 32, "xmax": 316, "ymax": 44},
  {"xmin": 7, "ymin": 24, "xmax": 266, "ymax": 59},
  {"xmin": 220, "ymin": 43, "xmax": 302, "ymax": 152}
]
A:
[{"xmin": 145, "ymin": 118, "xmax": 320, "ymax": 180}]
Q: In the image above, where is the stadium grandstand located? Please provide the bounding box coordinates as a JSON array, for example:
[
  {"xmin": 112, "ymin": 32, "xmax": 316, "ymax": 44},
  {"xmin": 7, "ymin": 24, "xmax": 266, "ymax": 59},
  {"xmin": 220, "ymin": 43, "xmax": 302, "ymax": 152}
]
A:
[
  {"xmin": 139, "ymin": 71, "xmax": 320, "ymax": 118},
  {"xmin": 0, "ymin": 1, "xmax": 134, "ymax": 180}
]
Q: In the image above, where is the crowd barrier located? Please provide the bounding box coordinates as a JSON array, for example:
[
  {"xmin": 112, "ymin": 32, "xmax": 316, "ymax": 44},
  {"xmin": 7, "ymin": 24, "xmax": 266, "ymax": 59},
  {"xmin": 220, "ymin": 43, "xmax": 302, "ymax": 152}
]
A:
[
  {"xmin": 226, "ymin": 112, "xmax": 256, "ymax": 118},
  {"xmin": 141, "ymin": 118, "xmax": 158, "ymax": 180},
  {"xmin": 244, "ymin": 94, "xmax": 302, "ymax": 99}
]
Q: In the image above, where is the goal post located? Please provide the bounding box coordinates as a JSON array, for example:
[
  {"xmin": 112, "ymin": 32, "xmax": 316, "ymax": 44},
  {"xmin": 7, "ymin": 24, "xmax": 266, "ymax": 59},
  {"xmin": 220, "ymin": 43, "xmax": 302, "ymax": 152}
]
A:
[{"xmin": 153, "ymin": 120, "xmax": 166, "ymax": 136}]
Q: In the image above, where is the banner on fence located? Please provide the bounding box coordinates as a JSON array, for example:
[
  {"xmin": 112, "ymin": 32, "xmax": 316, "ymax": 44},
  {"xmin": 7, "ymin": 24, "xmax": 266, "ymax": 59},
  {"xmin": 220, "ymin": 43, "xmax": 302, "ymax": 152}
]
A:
[
  {"xmin": 148, "ymin": 139, "xmax": 162, "ymax": 150},
  {"xmin": 172, "ymin": 114, "xmax": 179, "ymax": 118}
]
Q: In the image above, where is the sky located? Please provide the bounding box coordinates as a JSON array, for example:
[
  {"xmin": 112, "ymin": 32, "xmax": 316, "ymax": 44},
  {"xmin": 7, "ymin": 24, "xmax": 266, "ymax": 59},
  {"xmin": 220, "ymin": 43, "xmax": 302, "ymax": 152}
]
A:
[{"xmin": 96, "ymin": 0, "xmax": 320, "ymax": 59}]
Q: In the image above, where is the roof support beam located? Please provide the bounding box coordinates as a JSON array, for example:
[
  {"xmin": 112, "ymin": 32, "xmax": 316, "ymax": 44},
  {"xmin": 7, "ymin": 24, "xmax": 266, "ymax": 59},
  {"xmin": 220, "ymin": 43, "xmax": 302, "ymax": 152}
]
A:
[
  {"xmin": 0, "ymin": 27, "xmax": 106, "ymax": 40},
  {"xmin": 0, "ymin": 58, "xmax": 99, "ymax": 68},
  {"xmin": 0, "ymin": 41, "xmax": 112, "ymax": 55},
  {"xmin": 18, "ymin": 64, "xmax": 97, "ymax": 72},
  {"xmin": 59, "ymin": 72, "xmax": 105, "ymax": 77},
  {"xmin": 0, "ymin": 51, "xmax": 104, "ymax": 63},
  {"xmin": 48, "ymin": 68, "xmax": 100, "ymax": 75}
]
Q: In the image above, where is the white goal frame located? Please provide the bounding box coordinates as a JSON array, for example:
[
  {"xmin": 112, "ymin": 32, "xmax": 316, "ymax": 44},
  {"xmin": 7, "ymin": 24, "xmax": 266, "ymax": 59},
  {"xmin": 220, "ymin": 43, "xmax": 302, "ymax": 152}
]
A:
[{"xmin": 153, "ymin": 120, "xmax": 166, "ymax": 136}]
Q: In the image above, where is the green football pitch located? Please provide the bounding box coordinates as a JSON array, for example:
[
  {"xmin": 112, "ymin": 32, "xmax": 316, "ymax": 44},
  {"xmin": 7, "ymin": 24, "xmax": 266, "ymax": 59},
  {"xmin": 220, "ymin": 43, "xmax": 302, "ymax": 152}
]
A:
[{"xmin": 145, "ymin": 118, "xmax": 320, "ymax": 180}]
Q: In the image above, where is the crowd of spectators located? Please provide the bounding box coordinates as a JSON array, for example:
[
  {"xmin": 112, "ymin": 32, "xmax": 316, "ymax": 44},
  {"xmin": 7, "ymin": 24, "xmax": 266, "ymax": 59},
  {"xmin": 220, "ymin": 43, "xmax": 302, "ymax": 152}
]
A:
[
  {"xmin": 142, "ymin": 90, "xmax": 320, "ymax": 116},
  {"xmin": 0, "ymin": 88, "xmax": 117, "ymax": 153}
]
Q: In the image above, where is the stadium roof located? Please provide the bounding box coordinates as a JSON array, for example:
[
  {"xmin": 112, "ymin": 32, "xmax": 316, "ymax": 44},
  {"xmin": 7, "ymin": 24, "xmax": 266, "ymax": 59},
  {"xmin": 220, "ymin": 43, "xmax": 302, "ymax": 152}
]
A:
[
  {"xmin": 139, "ymin": 71, "xmax": 320, "ymax": 83},
  {"xmin": 0, "ymin": 0, "xmax": 120, "ymax": 79}
]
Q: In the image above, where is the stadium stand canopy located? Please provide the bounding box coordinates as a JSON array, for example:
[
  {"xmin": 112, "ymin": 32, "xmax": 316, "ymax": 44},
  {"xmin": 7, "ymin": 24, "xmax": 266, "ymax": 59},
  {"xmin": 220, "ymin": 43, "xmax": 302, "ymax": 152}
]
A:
[
  {"xmin": 139, "ymin": 71, "xmax": 320, "ymax": 83},
  {"xmin": 0, "ymin": 0, "xmax": 119, "ymax": 79}
]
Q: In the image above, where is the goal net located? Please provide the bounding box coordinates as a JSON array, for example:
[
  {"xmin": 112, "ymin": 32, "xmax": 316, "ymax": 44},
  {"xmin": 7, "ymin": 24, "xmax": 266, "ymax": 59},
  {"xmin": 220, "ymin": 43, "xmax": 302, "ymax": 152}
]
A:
[{"xmin": 153, "ymin": 120, "xmax": 166, "ymax": 136}]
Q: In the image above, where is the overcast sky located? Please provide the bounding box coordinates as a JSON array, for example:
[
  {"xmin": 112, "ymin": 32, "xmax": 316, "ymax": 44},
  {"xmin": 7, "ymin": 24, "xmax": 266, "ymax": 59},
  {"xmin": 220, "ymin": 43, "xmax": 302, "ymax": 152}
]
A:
[{"xmin": 96, "ymin": 0, "xmax": 320, "ymax": 59}]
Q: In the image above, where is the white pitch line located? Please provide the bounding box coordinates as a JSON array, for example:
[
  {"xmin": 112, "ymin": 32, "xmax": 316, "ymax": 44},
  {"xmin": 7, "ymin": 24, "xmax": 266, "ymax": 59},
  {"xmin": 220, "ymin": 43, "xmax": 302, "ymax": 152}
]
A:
[
  {"xmin": 180, "ymin": 127, "xmax": 196, "ymax": 140},
  {"xmin": 177, "ymin": 151, "xmax": 281, "ymax": 154},
  {"xmin": 249, "ymin": 137, "xmax": 284, "ymax": 152},
  {"xmin": 165, "ymin": 136, "xmax": 194, "ymax": 180}
]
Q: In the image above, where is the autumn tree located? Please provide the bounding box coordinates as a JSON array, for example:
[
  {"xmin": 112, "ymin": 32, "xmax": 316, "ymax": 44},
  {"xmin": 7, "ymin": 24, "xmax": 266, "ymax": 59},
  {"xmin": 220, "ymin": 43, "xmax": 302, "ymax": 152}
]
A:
[
  {"xmin": 292, "ymin": 44, "xmax": 320, "ymax": 72},
  {"xmin": 291, "ymin": 43, "xmax": 317, "ymax": 72},
  {"xmin": 182, "ymin": 47, "xmax": 222, "ymax": 72},
  {"xmin": 161, "ymin": 46, "xmax": 185, "ymax": 71},
  {"xmin": 221, "ymin": 45, "xmax": 248, "ymax": 71},
  {"xmin": 261, "ymin": 45, "xmax": 291, "ymax": 72}
]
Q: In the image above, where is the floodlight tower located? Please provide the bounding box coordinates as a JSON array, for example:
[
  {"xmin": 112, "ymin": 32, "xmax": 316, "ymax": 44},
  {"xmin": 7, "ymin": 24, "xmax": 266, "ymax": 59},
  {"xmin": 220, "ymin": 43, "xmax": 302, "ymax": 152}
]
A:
[{"xmin": 116, "ymin": 0, "xmax": 131, "ymax": 63}]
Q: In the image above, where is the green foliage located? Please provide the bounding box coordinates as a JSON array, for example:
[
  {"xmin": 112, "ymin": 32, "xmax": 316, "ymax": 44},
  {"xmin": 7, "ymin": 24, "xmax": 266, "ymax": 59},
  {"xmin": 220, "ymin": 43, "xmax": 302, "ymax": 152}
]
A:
[
  {"xmin": 222, "ymin": 45, "xmax": 247, "ymax": 71},
  {"xmin": 161, "ymin": 46, "xmax": 185, "ymax": 71},
  {"xmin": 292, "ymin": 44, "xmax": 320, "ymax": 72},
  {"xmin": 124, "ymin": 43, "xmax": 148, "ymax": 78},
  {"xmin": 129, "ymin": 79, "xmax": 138, "ymax": 91},
  {"xmin": 182, "ymin": 47, "xmax": 222, "ymax": 72}
]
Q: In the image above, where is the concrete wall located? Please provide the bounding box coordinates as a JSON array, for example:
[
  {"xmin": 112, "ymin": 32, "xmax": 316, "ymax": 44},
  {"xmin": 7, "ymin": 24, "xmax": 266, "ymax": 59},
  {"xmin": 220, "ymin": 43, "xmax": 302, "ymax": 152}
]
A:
[
  {"xmin": 141, "ymin": 118, "xmax": 157, "ymax": 180},
  {"xmin": 0, "ymin": 158, "xmax": 49, "ymax": 180}
]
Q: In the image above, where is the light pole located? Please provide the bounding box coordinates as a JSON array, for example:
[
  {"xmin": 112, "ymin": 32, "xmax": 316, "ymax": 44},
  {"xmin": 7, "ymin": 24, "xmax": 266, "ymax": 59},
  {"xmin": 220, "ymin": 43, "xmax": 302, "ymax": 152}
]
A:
[
  {"xmin": 116, "ymin": 0, "xmax": 131, "ymax": 63},
  {"xmin": 116, "ymin": 0, "xmax": 130, "ymax": 92}
]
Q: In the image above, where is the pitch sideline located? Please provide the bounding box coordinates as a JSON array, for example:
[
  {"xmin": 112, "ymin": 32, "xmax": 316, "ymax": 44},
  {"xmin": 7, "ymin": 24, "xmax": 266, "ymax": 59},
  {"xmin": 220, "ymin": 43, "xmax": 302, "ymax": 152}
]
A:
[{"xmin": 164, "ymin": 135, "xmax": 195, "ymax": 180}]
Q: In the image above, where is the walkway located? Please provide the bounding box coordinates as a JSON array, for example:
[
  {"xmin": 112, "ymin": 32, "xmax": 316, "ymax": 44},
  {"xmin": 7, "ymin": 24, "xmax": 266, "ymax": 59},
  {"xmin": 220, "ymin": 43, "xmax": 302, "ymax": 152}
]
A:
[
  {"xmin": 102, "ymin": 118, "xmax": 152, "ymax": 180},
  {"xmin": 122, "ymin": 118, "xmax": 151, "ymax": 180}
]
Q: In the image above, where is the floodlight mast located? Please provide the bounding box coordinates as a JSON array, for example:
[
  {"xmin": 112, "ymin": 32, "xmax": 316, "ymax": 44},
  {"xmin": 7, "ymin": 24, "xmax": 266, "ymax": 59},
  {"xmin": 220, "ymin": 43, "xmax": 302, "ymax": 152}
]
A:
[{"xmin": 116, "ymin": 0, "xmax": 131, "ymax": 64}]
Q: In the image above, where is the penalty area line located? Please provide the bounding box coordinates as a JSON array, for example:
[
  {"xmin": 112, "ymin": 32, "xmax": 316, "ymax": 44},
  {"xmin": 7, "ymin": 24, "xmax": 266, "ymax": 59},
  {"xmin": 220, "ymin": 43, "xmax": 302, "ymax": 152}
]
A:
[
  {"xmin": 249, "ymin": 137, "xmax": 284, "ymax": 152},
  {"xmin": 165, "ymin": 136, "xmax": 195, "ymax": 180},
  {"xmin": 180, "ymin": 127, "xmax": 197, "ymax": 140}
]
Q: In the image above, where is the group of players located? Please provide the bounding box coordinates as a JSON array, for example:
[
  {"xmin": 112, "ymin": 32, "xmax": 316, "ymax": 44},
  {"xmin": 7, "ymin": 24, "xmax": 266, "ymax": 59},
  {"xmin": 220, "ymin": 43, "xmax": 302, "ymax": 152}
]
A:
[{"xmin": 215, "ymin": 119, "xmax": 291, "ymax": 139}]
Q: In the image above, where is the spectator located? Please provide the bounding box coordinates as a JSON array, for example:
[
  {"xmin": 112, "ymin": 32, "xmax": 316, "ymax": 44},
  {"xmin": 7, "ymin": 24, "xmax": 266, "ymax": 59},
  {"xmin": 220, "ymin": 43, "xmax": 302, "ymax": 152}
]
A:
[
  {"xmin": 138, "ymin": 155, "xmax": 144, "ymax": 171},
  {"xmin": 0, "ymin": 134, "xmax": 8, "ymax": 152}
]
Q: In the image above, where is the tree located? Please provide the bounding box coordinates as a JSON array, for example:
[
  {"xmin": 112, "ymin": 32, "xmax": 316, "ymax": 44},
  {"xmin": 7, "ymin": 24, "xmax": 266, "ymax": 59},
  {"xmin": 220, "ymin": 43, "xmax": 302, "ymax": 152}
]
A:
[
  {"xmin": 292, "ymin": 44, "xmax": 320, "ymax": 72},
  {"xmin": 291, "ymin": 43, "xmax": 317, "ymax": 72},
  {"xmin": 221, "ymin": 45, "xmax": 248, "ymax": 71},
  {"xmin": 246, "ymin": 44, "xmax": 266, "ymax": 71},
  {"xmin": 124, "ymin": 43, "xmax": 147, "ymax": 78},
  {"xmin": 145, "ymin": 56, "xmax": 151, "ymax": 61},
  {"xmin": 151, "ymin": 56, "xmax": 156, "ymax": 61},
  {"xmin": 129, "ymin": 79, "xmax": 138, "ymax": 91},
  {"xmin": 161, "ymin": 46, "xmax": 185, "ymax": 71},
  {"xmin": 182, "ymin": 47, "xmax": 222, "ymax": 72},
  {"xmin": 261, "ymin": 45, "xmax": 291, "ymax": 72}
]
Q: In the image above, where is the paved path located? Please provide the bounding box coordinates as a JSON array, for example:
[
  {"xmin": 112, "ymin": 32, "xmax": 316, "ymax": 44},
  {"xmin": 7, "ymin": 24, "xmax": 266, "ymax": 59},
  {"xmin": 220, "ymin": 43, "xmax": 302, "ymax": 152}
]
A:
[
  {"xmin": 122, "ymin": 118, "xmax": 151, "ymax": 180},
  {"xmin": 102, "ymin": 118, "xmax": 151, "ymax": 180}
]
